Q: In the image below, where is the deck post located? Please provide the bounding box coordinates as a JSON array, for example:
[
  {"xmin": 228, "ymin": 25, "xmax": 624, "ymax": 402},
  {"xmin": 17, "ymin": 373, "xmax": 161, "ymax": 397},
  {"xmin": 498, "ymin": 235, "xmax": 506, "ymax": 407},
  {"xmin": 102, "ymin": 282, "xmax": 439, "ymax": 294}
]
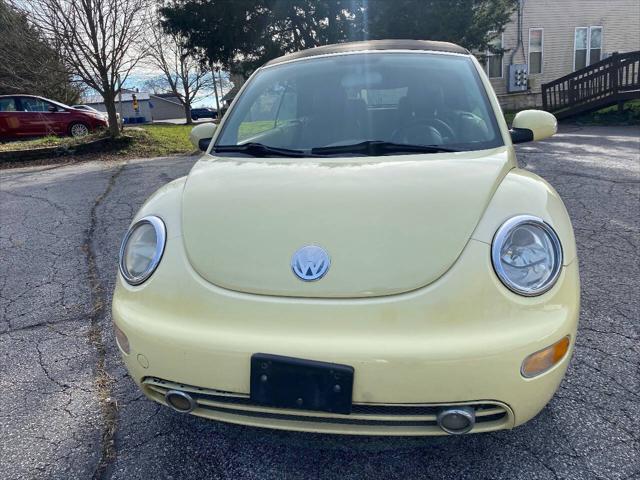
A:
[
  {"xmin": 568, "ymin": 79, "xmax": 576, "ymax": 106},
  {"xmin": 611, "ymin": 53, "xmax": 620, "ymax": 97}
]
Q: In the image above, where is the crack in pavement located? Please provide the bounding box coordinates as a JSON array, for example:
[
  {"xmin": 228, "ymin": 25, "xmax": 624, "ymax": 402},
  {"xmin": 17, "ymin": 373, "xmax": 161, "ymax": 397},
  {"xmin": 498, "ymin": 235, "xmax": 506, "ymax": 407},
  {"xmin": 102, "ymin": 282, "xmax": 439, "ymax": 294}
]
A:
[{"xmin": 83, "ymin": 161, "xmax": 127, "ymax": 480}]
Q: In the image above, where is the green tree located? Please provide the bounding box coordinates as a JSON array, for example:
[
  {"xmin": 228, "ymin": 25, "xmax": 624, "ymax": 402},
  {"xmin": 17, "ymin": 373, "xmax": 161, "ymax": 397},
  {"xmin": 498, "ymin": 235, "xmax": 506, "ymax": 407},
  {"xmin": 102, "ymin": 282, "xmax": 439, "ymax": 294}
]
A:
[
  {"xmin": 161, "ymin": 0, "xmax": 359, "ymax": 77},
  {"xmin": 364, "ymin": 0, "xmax": 516, "ymax": 51},
  {"xmin": 0, "ymin": 0, "xmax": 81, "ymax": 103},
  {"xmin": 161, "ymin": 0, "xmax": 516, "ymax": 76}
]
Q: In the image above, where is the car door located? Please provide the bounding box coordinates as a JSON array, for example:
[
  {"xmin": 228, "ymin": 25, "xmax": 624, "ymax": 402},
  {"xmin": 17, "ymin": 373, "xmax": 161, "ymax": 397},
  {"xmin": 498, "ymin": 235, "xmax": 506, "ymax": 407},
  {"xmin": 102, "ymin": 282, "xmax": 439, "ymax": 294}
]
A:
[
  {"xmin": 0, "ymin": 97, "xmax": 20, "ymax": 137},
  {"xmin": 17, "ymin": 97, "xmax": 65, "ymax": 136}
]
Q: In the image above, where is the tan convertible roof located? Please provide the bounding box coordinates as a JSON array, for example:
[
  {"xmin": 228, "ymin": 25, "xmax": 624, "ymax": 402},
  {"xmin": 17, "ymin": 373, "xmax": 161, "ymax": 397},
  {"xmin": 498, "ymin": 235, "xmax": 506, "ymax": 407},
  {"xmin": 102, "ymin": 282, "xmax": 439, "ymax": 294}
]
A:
[{"xmin": 264, "ymin": 40, "xmax": 469, "ymax": 67}]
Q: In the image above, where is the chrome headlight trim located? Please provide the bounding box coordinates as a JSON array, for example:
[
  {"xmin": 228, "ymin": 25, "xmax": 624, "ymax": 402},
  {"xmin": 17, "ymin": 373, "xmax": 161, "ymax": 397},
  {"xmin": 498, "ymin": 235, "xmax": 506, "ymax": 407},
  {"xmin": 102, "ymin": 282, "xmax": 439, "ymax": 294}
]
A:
[
  {"xmin": 491, "ymin": 215, "xmax": 563, "ymax": 297},
  {"xmin": 118, "ymin": 215, "xmax": 166, "ymax": 286}
]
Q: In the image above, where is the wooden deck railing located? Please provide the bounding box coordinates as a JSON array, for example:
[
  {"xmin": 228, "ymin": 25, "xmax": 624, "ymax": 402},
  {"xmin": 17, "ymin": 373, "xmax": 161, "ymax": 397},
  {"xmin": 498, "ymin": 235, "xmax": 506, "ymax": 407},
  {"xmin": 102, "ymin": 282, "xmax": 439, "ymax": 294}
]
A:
[{"xmin": 542, "ymin": 51, "xmax": 640, "ymax": 118}]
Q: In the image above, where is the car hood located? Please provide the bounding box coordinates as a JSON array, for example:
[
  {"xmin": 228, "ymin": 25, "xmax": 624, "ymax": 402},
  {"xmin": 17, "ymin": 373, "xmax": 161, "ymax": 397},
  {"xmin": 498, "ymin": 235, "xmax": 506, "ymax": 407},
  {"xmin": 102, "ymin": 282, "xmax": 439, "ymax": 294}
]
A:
[{"xmin": 181, "ymin": 148, "xmax": 512, "ymax": 298}]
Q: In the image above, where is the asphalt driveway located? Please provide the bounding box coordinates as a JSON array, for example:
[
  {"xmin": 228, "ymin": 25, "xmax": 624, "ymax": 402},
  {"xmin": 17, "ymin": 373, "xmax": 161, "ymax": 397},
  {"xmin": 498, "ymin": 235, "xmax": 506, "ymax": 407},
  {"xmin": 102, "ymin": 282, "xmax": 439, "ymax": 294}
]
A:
[{"xmin": 1, "ymin": 126, "xmax": 638, "ymax": 480}]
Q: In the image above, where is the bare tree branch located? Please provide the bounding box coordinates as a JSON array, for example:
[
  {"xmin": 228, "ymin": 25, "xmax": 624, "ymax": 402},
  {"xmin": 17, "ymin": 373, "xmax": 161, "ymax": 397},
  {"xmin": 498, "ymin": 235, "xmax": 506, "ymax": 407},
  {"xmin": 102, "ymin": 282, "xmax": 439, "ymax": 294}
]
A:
[
  {"xmin": 145, "ymin": 13, "xmax": 211, "ymax": 124},
  {"xmin": 20, "ymin": 0, "xmax": 151, "ymax": 136}
]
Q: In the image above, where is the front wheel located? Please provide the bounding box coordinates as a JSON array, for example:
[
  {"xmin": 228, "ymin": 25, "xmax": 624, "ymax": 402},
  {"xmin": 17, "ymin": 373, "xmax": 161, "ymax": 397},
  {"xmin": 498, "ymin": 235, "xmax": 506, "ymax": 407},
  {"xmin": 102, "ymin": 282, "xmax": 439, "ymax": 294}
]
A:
[{"xmin": 69, "ymin": 122, "xmax": 90, "ymax": 137}]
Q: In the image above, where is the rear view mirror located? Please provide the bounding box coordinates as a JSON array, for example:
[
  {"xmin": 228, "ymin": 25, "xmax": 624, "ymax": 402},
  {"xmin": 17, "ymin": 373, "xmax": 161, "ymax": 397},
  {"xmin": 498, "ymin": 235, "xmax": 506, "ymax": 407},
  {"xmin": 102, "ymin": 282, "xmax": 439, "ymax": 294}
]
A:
[
  {"xmin": 510, "ymin": 110, "xmax": 557, "ymax": 144},
  {"xmin": 189, "ymin": 122, "xmax": 217, "ymax": 151},
  {"xmin": 48, "ymin": 106, "xmax": 57, "ymax": 112}
]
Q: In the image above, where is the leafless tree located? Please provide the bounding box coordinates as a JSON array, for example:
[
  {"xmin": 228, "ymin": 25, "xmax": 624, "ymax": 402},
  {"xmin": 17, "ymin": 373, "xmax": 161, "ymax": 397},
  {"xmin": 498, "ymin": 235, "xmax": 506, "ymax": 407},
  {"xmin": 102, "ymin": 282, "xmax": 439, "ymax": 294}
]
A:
[
  {"xmin": 141, "ymin": 77, "xmax": 166, "ymax": 95},
  {"xmin": 146, "ymin": 18, "xmax": 211, "ymax": 124},
  {"xmin": 21, "ymin": 0, "xmax": 150, "ymax": 137}
]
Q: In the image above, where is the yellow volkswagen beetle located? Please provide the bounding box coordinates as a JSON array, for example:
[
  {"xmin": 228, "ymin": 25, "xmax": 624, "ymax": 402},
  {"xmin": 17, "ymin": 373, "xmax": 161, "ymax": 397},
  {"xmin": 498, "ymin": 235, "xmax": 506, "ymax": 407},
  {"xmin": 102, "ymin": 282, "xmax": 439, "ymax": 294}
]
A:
[{"xmin": 113, "ymin": 40, "xmax": 579, "ymax": 436}]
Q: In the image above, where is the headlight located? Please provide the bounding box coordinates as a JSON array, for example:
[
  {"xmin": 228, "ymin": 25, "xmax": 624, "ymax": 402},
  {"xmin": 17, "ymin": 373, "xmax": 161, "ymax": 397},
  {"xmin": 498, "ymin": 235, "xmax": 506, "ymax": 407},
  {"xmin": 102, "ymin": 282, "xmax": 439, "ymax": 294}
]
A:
[
  {"xmin": 119, "ymin": 215, "xmax": 166, "ymax": 285},
  {"xmin": 491, "ymin": 215, "xmax": 563, "ymax": 296}
]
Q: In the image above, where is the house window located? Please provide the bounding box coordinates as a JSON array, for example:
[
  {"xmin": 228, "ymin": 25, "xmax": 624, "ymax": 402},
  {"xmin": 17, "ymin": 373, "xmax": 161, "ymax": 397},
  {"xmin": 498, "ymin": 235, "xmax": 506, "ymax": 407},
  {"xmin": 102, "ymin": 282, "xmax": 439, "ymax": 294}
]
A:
[
  {"xmin": 575, "ymin": 26, "xmax": 603, "ymax": 70},
  {"xmin": 486, "ymin": 33, "xmax": 504, "ymax": 78},
  {"xmin": 589, "ymin": 27, "xmax": 603, "ymax": 64},
  {"xmin": 529, "ymin": 28, "xmax": 543, "ymax": 74}
]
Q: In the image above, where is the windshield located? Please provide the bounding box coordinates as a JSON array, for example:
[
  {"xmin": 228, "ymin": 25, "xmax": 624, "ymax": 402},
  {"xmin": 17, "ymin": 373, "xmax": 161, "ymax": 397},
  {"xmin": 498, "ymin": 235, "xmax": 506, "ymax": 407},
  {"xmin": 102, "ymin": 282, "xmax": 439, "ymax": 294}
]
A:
[{"xmin": 215, "ymin": 52, "xmax": 503, "ymax": 156}]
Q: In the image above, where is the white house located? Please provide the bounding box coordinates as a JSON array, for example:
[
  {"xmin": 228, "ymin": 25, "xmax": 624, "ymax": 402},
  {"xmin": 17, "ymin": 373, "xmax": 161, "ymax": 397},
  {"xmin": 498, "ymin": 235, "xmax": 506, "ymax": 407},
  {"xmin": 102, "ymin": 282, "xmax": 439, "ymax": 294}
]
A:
[{"xmin": 479, "ymin": 0, "xmax": 640, "ymax": 110}]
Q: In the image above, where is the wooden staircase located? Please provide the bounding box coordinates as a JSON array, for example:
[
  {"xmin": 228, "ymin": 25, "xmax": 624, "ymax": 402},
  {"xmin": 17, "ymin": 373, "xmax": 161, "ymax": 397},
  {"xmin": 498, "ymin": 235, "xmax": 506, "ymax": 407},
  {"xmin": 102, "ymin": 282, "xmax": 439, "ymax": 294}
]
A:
[{"xmin": 542, "ymin": 51, "xmax": 640, "ymax": 119}]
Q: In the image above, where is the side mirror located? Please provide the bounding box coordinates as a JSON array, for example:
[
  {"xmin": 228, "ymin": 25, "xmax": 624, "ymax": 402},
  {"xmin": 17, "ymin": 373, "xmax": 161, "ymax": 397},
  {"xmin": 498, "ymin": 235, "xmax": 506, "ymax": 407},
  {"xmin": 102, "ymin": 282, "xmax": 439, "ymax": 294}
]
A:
[
  {"xmin": 510, "ymin": 110, "xmax": 557, "ymax": 144},
  {"xmin": 189, "ymin": 122, "xmax": 217, "ymax": 151},
  {"xmin": 48, "ymin": 105, "xmax": 58, "ymax": 112}
]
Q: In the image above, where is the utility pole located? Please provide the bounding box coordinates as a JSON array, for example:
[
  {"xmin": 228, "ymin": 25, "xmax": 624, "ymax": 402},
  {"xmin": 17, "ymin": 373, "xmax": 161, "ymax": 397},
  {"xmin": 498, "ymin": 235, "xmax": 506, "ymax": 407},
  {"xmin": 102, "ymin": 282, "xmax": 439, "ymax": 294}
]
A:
[
  {"xmin": 217, "ymin": 66, "xmax": 224, "ymax": 105},
  {"xmin": 211, "ymin": 63, "xmax": 220, "ymax": 114}
]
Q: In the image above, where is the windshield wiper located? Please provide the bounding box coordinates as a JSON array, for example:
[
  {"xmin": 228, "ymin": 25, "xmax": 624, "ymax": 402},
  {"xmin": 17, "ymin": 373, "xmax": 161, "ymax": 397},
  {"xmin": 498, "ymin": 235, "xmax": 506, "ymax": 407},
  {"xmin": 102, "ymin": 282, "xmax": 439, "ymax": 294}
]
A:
[
  {"xmin": 213, "ymin": 141, "xmax": 459, "ymax": 158},
  {"xmin": 214, "ymin": 143, "xmax": 308, "ymax": 157},
  {"xmin": 311, "ymin": 141, "xmax": 459, "ymax": 156}
]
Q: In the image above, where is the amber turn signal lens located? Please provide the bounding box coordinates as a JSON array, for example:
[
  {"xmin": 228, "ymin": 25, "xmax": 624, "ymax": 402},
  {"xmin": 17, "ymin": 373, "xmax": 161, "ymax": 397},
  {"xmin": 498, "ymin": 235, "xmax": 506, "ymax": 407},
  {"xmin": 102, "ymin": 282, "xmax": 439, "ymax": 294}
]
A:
[
  {"xmin": 521, "ymin": 336, "xmax": 570, "ymax": 378},
  {"xmin": 114, "ymin": 324, "xmax": 130, "ymax": 354}
]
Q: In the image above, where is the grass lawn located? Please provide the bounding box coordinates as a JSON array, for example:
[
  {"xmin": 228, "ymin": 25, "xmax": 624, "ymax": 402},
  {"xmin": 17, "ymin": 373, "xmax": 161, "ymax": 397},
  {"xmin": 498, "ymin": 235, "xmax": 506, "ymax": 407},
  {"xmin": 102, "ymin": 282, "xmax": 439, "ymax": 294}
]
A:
[
  {"xmin": 0, "ymin": 124, "xmax": 197, "ymax": 161},
  {"xmin": 0, "ymin": 132, "xmax": 104, "ymax": 152},
  {"xmin": 123, "ymin": 124, "xmax": 195, "ymax": 157}
]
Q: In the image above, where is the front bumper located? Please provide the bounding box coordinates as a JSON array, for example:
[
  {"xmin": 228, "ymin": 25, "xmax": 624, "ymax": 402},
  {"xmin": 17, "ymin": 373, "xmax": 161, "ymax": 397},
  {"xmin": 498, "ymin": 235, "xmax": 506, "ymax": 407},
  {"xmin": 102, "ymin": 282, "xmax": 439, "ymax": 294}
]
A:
[
  {"xmin": 112, "ymin": 239, "xmax": 580, "ymax": 435},
  {"xmin": 141, "ymin": 377, "xmax": 514, "ymax": 435}
]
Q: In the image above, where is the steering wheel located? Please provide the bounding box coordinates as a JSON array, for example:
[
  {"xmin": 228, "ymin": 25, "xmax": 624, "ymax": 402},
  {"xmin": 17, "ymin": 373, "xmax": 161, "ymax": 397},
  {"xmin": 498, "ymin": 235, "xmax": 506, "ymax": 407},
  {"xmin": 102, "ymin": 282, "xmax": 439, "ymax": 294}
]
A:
[{"xmin": 391, "ymin": 118, "xmax": 456, "ymax": 145}]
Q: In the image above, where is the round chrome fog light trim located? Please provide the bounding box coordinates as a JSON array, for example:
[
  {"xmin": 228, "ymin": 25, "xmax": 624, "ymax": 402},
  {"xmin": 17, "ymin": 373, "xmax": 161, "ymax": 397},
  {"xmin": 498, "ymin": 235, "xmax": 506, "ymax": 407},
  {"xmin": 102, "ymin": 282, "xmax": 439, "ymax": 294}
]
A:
[
  {"xmin": 437, "ymin": 406, "xmax": 476, "ymax": 435},
  {"xmin": 164, "ymin": 390, "xmax": 196, "ymax": 413}
]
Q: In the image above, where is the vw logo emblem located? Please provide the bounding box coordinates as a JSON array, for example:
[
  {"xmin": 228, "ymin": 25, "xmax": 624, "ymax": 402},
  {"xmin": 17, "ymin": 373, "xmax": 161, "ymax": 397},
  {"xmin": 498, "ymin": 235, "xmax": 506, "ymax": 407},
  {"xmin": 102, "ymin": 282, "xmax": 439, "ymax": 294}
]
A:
[{"xmin": 291, "ymin": 245, "xmax": 330, "ymax": 281}]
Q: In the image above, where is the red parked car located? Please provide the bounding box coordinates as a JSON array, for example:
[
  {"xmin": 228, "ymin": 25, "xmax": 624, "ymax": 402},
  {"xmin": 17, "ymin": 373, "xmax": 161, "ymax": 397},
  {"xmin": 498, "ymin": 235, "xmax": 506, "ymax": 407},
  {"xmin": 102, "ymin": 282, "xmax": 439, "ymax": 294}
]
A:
[{"xmin": 0, "ymin": 95, "xmax": 108, "ymax": 139}]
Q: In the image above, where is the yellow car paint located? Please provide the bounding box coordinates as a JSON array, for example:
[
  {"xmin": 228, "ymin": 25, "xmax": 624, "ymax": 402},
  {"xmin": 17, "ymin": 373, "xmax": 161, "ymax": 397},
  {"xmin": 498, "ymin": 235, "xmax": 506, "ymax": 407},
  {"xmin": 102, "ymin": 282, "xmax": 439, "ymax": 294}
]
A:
[
  {"xmin": 182, "ymin": 149, "xmax": 512, "ymax": 298},
  {"xmin": 112, "ymin": 43, "xmax": 579, "ymax": 436}
]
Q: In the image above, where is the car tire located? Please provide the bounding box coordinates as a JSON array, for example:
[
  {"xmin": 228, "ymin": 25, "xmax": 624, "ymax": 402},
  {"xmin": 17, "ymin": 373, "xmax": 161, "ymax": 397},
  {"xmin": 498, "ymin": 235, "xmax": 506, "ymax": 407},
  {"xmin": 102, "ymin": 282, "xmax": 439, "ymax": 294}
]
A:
[
  {"xmin": 69, "ymin": 122, "xmax": 90, "ymax": 137},
  {"xmin": 192, "ymin": 116, "xmax": 198, "ymax": 121}
]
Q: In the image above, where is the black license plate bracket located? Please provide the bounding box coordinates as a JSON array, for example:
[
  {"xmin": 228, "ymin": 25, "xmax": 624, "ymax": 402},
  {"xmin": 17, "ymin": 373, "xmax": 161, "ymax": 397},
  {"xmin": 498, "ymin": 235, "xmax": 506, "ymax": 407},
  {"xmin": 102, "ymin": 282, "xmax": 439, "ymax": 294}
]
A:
[{"xmin": 250, "ymin": 353, "xmax": 354, "ymax": 414}]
